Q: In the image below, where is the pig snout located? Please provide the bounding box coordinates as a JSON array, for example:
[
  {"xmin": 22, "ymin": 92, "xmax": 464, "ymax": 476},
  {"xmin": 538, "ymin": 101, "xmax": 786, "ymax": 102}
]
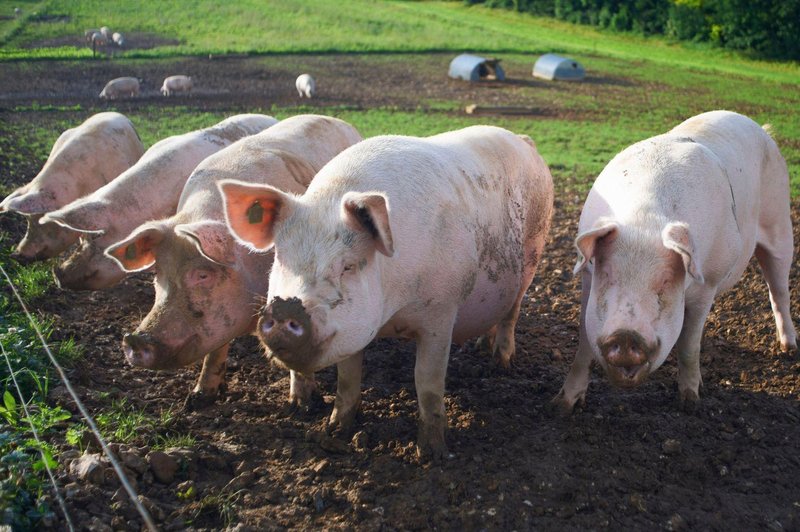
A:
[
  {"xmin": 9, "ymin": 249, "xmax": 34, "ymax": 265},
  {"xmin": 122, "ymin": 333, "xmax": 160, "ymax": 368},
  {"xmin": 258, "ymin": 296, "xmax": 316, "ymax": 371},
  {"xmin": 598, "ymin": 330, "xmax": 657, "ymax": 388}
]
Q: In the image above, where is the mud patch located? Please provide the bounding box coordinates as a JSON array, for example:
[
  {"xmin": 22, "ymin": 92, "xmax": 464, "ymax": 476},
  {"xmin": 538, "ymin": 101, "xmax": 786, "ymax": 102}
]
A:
[{"xmin": 1, "ymin": 54, "xmax": 799, "ymax": 531}]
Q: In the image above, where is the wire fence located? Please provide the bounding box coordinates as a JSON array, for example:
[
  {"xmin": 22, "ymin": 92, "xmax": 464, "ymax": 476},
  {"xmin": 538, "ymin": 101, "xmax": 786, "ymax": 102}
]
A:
[{"xmin": 0, "ymin": 264, "xmax": 158, "ymax": 532}]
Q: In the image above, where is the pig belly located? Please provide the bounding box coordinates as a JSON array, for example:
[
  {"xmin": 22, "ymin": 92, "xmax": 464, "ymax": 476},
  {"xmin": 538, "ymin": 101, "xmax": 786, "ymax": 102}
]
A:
[{"xmin": 452, "ymin": 271, "xmax": 519, "ymax": 343}]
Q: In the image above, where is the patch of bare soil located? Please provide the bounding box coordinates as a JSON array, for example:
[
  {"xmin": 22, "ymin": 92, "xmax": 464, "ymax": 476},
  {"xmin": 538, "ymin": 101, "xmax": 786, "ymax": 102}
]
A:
[{"xmin": 1, "ymin": 54, "xmax": 798, "ymax": 531}]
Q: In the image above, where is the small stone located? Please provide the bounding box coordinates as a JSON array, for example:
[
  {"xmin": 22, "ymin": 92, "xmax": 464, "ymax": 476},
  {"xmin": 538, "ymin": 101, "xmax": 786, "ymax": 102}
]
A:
[
  {"xmin": 71, "ymin": 453, "xmax": 105, "ymax": 485},
  {"xmin": 60, "ymin": 449, "xmax": 81, "ymax": 462},
  {"xmin": 312, "ymin": 459, "xmax": 330, "ymax": 474},
  {"xmin": 666, "ymin": 513, "xmax": 687, "ymax": 530},
  {"xmin": 87, "ymin": 516, "xmax": 112, "ymax": 532},
  {"xmin": 120, "ymin": 450, "xmax": 148, "ymax": 476},
  {"xmin": 319, "ymin": 435, "xmax": 350, "ymax": 453},
  {"xmin": 662, "ymin": 439, "xmax": 682, "ymax": 455},
  {"xmin": 352, "ymin": 430, "xmax": 369, "ymax": 450},
  {"xmin": 147, "ymin": 451, "xmax": 178, "ymax": 484}
]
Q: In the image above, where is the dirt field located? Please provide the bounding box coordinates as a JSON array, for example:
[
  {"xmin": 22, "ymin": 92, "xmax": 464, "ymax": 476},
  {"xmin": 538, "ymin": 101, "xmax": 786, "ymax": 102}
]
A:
[{"xmin": 1, "ymin": 54, "xmax": 799, "ymax": 531}]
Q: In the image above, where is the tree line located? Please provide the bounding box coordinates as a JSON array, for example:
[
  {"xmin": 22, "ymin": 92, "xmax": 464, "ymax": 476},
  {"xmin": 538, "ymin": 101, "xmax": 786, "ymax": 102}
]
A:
[{"xmin": 467, "ymin": 0, "xmax": 800, "ymax": 61}]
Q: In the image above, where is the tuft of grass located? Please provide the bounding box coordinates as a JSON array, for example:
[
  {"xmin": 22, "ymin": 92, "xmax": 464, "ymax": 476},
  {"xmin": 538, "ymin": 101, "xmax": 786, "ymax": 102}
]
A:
[
  {"xmin": 152, "ymin": 433, "xmax": 197, "ymax": 451},
  {"xmin": 184, "ymin": 490, "xmax": 243, "ymax": 528}
]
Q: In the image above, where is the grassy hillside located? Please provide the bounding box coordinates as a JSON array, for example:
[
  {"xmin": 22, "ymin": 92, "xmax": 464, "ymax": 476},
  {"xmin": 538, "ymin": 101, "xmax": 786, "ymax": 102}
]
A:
[{"xmin": 1, "ymin": 0, "xmax": 798, "ymax": 83}]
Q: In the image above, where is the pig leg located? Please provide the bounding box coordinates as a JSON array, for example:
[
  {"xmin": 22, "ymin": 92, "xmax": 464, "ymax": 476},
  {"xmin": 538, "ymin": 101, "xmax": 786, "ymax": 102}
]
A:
[
  {"xmin": 414, "ymin": 317, "xmax": 455, "ymax": 460},
  {"xmin": 328, "ymin": 351, "xmax": 365, "ymax": 434},
  {"xmin": 675, "ymin": 290, "xmax": 715, "ymax": 404},
  {"xmin": 552, "ymin": 270, "xmax": 593, "ymax": 414},
  {"xmin": 755, "ymin": 238, "xmax": 797, "ymax": 352},
  {"xmin": 491, "ymin": 263, "xmax": 539, "ymax": 368},
  {"xmin": 185, "ymin": 343, "xmax": 229, "ymax": 410},
  {"xmin": 289, "ymin": 370, "xmax": 319, "ymax": 408}
]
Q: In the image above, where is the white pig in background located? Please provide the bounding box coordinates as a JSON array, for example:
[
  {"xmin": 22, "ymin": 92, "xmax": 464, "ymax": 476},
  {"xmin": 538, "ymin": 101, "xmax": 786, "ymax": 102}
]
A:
[
  {"xmin": 221, "ymin": 126, "xmax": 554, "ymax": 457},
  {"xmin": 553, "ymin": 110, "xmax": 797, "ymax": 414},
  {"xmin": 160, "ymin": 75, "xmax": 193, "ymax": 96},
  {"xmin": 295, "ymin": 74, "xmax": 315, "ymax": 98},
  {"xmin": 104, "ymin": 115, "xmax": 363, "ymax": 408},
  {"xmin": 99, "ymin": 77, "xmax": 139, "ymax": 100},
  {"xmin": 40, "ymin": 114, "xmax": 277, "ymax": 290},
  {"xmin": 0, "ymin": 112, "xmax": 144, "ymax": 262}
]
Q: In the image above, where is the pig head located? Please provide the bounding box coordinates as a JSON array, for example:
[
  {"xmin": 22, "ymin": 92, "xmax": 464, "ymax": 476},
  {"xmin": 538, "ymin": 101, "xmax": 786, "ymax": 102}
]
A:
[
  {"xmin": 106, "ymin": 219, "xmax": 261, "ymax": 370},
  {"xmin": 573, "ymin": 219, "xmax": 701, "ymax": 388}
]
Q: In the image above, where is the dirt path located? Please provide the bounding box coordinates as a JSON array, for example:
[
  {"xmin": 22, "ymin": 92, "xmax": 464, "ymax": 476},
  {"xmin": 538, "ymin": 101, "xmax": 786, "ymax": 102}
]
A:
[{"xmin": 1, "ymin": 54, "xmax": 798, "ymax": 531}]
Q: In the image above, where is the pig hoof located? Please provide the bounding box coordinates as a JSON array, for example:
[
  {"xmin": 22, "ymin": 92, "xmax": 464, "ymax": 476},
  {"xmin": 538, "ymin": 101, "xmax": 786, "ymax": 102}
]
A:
[
  {"xmin": 475, "ymin": 335, "xmax": 491, "ymax": 352},
  {"xmin": 416, "ymin": 422, "xmax": 447, "ymax": 462},
  {"xmin": 183, "ymin": 390, "xmax": 220, "ymax": 411},
  {"xmin": 283, "ymin": 392, "xmax": 324, "ymax": 417},
  {"xmin": 549, "ymin": 390, "xmax": 581, "ymax": 417},
  {"xmin": 327, "ymin": 404, "xmax": 361, "ymax": 436},
  {"xmin": 678, "ymin": 389, "xmax": 700, "ymax": 413}
]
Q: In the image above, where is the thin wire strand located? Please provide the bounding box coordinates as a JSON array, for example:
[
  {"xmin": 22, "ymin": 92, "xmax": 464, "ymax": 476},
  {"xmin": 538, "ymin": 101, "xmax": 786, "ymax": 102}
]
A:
[
  {"xmin": 0, "ymin": 264, "xmax": 158, "ymax": 532},
  {"xmin": 0, "ymin": 341, "xmax": 75, "ymax": 532}
]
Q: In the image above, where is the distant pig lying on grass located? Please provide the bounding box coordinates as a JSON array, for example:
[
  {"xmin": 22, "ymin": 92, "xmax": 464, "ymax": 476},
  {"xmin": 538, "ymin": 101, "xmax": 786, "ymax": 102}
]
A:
[
  {"xmin": 221, "ymin": 125, "xmax": 554, "ymax": 458},
  {"xmin": 0, "ymin": 112, "xmax": 144, "ymax": 262},
  {"xmin": 553, "ymin": 110, "xmax": 797, "ymax": 414}
]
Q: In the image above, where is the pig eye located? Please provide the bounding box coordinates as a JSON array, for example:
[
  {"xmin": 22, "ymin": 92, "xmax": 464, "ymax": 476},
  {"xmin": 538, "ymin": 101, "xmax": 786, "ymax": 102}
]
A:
[{"xmin": 343, "ymin": 264, "xmax": 355, "ymax": 273}]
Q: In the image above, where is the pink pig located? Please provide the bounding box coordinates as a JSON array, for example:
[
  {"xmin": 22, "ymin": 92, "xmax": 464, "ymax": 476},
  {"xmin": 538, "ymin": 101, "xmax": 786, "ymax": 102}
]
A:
[
  {"xmin": 41, "ymin": 114, "xmax": 277, "ymax": 290},
  {"xmin": 220, "ymin": 125, "xmax": 553, "ymax": 457},
  {"xmin": 0, "ymin": 112, "xmax": 144, "ymax": 262},
  {"xmin": 553, "ymin": 110, "xmax": 797, "ymax": 413},
  {"xmin": 104, "ymin": 115, "xmax": 363, "ymax": 408}
]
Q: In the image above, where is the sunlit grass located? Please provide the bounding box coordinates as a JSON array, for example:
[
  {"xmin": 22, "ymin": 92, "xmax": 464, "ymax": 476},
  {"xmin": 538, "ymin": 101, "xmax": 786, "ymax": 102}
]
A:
[{"xmin": 1, "ymin": 1, "xmax": 797, "ymax": 84}]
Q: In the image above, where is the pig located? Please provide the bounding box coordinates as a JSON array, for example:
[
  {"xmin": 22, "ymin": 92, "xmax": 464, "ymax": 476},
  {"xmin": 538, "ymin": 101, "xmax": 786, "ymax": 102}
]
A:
[
  {"xmin": 84, "ymin": 29, "xmax": 100, "ymax": 43},
  {"xmin": 295, "ymin": 74, "xmax": 315, "ymax": 98},
  {"xmin": 99, "ymin": 77, "xmax": 139, "ymax": 100},
  {"xmin": 220, "ymin": 125, "xmax": 554, "ymax": 457},
  {"xmin": 100, "ymin": 26, "xmax": 112, "ymax": 40},
  {"xmin": 0, "ymin": 112, "xmax": 144, "ymax": 262},
  {"xmin": 112, "ymin": 32, "xmax": 125, "ymax": 47},
  {"xmin": 40, "ymin": 114, "xmax": 277, "ymax": 291},
  {"xmin": 553, "ymin": 110, "xmax": 797, "ymax": 414},
  {"xmin": 160, "ymin": 75, "xmax": 193, "ymax": 96},
  {"xmin": 103, "ymin": 115, "xmax": 363, "ymax": 408}
]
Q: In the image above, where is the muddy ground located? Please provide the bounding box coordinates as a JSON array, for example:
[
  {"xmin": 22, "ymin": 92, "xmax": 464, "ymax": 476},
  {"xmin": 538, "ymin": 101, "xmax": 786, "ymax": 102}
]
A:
[{"xmin": 1, "ymin": 54, "xmax": 799, "ymax": 531}]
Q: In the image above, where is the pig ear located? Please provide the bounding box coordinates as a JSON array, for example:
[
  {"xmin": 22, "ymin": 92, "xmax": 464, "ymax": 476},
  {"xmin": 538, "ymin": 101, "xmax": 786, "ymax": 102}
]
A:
[
  {"xmin": 574, "ymin": 220, "xmax": 618, "ymax": 274},
  {"xmin": 341, "ymin": 191, "xmax": 394, "ymax": 257},
  {"xmin": 662, "ymin": 222, "xmax": 704, "ymax": 284},
  {"xmin": 105, "ymin": 223, "xmax": 165, "ymax": 272},
  {"xmin": 218, "ymin": 179, "xmax": 293, "ymax": 252},
  {"xmin": 175, "ymin": 220, "xmax": 236, "ymax": 267},
  {"xmin": 41, "ymin": 201, "xmax": 108, "ymax": 236},
  {"xmin": 1, "ymin": 189, "xmax": 58, "ymax": 215}
]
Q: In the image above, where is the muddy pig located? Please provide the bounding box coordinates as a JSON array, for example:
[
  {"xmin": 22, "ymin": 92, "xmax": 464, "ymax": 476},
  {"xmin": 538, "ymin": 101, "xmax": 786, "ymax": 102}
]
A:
[
  {"xmin": 220, "ymin": 125, "xmax": 554, "ymax": 457},
  {"xmin": 104, "ymin": 115, "xmax": 363, "ymax": 408},
  {"xmin": 553, "ymin": 110, "xmax": 797, "ymax": 414},
  {"xmin": 40, "ymin": 114, "xmax": 277, "ymax": 290},
  {"xmin": 0, "ymin": 112, "xmax": 144, "ymax": 262}
]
